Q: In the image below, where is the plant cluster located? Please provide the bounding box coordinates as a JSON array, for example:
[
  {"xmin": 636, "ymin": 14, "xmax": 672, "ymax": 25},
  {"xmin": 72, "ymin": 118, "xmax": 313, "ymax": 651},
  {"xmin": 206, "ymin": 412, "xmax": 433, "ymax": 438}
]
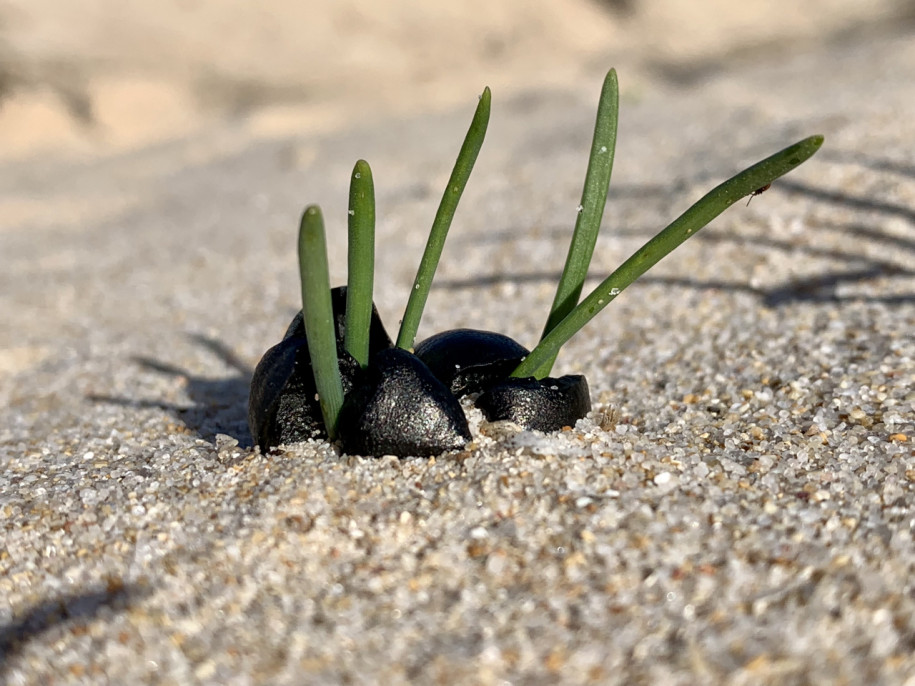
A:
[{"xmin": 248, "ymin": 69, "xmax": 823, "ymax": 457}]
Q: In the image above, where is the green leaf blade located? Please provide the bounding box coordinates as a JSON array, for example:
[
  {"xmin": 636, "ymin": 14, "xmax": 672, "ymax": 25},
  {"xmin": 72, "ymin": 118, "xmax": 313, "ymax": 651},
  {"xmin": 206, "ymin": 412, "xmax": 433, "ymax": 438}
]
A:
[
  {"xmin": 345, "ymin": 159, "xmax": 376, "ymax": 368},
  {"xmin": 298, "ymin": 205, "xmax": 345, "ymax": 438},
  {"xmin": 512, "ymin": 134, "xmax": 825, "ymax": 379},
  {"xmin": 396, "ymin": 87, "xmax": 492, "ymax": 350},
  {"xmin": 534, "ymin": 68, "xmax": 620, "ymax": 377}
]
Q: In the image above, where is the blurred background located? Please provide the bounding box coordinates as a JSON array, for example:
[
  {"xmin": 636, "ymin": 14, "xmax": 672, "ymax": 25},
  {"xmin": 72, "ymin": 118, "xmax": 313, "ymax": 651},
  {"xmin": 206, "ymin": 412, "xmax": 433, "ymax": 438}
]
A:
[{"xmin": 1, "ymin": 0, "xmax": 911, "ymax": 161}]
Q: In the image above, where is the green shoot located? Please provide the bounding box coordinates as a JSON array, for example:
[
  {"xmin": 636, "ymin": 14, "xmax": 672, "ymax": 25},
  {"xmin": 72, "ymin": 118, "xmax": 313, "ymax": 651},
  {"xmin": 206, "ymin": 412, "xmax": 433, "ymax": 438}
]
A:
[
  {"xmin": 298, "ymin": 205, "xmax": 345, "ymax": 438},
  {"xmin": 511, "ymin": 134, "xmax": 825, "ymax": 379},
  {"xmin": 345, "ymin": 159, "xmax": 375, "ymax": 368},
  {"xmin": 534, "ymin": 68, "xmax": 619, "ymax": 378},
  {"xmin": 396, "ymin": 87, "xmax": 492, "ymax": 350}
]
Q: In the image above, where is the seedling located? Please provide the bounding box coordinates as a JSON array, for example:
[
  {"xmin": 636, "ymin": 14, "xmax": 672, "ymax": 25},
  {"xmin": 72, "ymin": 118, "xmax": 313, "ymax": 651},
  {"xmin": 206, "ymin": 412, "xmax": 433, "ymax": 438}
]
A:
[{"xmin": 248, "ymin": 69, "xmax": 824, "ymax": 457}]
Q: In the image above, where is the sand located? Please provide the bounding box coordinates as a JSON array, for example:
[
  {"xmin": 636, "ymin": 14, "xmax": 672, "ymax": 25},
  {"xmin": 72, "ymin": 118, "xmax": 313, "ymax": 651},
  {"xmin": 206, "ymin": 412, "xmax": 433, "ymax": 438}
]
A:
[{"xmin": 1, "ymin": 7, "xmax": 914, "ymax": 685}]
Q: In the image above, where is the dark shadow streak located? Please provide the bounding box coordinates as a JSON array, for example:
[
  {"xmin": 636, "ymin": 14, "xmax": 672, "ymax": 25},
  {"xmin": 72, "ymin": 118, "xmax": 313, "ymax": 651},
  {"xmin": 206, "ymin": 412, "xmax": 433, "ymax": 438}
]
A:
[
  {"xmin": 449, "ymin": 183, "xmax": 671, "ymax": 247},
  {"xmin": 89, "ymin": 334, "xmax": 254, "ymax": 447},
  {"xmin": 437, "ymin": 269, "xmax": 563, "ymax": 290},
  {"xmin": 0, "ymin": 583, "xmax": 142, "ymax": 669},
  {"xmin": 645, "ymin": 269, "xmax": 914, "ymax": 307},
  {"xmin": 437, "ymin": 206, "xmax": 914, "ymax": 305},
  {"xmin": 435, "ymin": 264, "xmax": 912, "ymax": 306},
  {"xmin": 607, "ymin": 221, "xmax": 915, "ymax": 256},
  {"xmin": 819, "ymin": 149, "xmax": 915, "ymax": 180},
  {"xmin": 697, "ymin": 225, "xmax": 915, "ymax": 269},
  {"xmin": 828, "ymin": 222, "xmax": 915, "ymax": 254},
  {"xmin": 779, "ymin": 179, "xmax": 915, "ymax": 224}
]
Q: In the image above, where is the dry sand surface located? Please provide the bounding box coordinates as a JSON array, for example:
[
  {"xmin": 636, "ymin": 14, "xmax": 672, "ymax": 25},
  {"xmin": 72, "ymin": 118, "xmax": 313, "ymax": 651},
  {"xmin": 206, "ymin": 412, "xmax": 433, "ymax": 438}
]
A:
[
  {"xmin": 0, "ymin": 0, "xmax": 909, "ymax": 157},
  {"xmin": 2, "ymin": 2, "xmax": 915, "ymax": 684}
]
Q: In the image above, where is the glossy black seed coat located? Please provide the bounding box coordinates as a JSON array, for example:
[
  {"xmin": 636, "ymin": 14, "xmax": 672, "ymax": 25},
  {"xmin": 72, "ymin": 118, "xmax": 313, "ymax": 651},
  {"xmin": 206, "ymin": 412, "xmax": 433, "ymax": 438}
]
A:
[
  {"xmin": 338, "ymin": 348, "xmax": 471, "ymax": 457},
  {"xmin": 248, "ymin": 286, "xmax": 391, "ymax": 450},
  {"xmin": 250, "ymin": 294, "xmax": 591, "ymax": 454},
  {"xmin": 476, "ymin": 374, "xmax": 591, "ymax": 432},
  {"xmin": 414, "ymin": 328, "xmax": 529, "ymax": 396},
  {"xmin": 282, "ymin": 287, "xmax": 393, "ymax": 352}
]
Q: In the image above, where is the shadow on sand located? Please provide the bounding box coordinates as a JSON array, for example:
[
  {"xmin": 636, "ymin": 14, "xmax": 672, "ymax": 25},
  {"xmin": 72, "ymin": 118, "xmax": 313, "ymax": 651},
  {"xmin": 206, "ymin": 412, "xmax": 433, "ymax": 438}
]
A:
[
  {"xmin": 89, "ymin": 334, "xmax": 254, "ymax": 447},
  {"xmin": 0, "ymin": 582, "xmax": 143, "ymax": 671}
]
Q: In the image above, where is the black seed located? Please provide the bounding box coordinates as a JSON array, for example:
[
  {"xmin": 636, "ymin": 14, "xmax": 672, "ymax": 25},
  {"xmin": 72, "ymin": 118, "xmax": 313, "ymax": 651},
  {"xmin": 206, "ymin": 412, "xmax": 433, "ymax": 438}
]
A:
[
  {"xmin": 248, "ymin": 286, "xmax": 391, "ymax": 450},
  {"xmin": 414, "ymin": 328, "xmax": 529, "ymax": 396},
  {"xmin": 476, "ymin": 374, "xmax": 591, "ymax": 432},
  {"xmin": 338, "ymin": 348, "xmax": 472, "ymax": 457},
  {"xmin": 249, "ymin": 336, "xmax": 319, "ymax": 448},
  {"xmin": 282, "ymin": 286, "xmax": 392, "ymax": 355}
]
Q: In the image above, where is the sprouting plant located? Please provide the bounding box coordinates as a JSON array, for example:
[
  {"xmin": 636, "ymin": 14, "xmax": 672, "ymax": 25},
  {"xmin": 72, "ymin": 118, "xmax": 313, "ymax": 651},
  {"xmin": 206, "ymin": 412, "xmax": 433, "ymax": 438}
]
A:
[
  {"xmin": 250, "ymin": 68, "xmax": 824, "ymax": 456},
  {"xmin": 511, "ymin": 133, "xmax": 823, "ymax": 378}
]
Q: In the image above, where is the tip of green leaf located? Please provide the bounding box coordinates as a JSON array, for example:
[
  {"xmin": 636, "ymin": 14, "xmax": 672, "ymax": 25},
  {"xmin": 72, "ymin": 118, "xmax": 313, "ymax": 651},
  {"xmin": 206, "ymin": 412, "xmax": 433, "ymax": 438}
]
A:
[{"xmin": 800, "ymin": 134, "xmax": 825, "ymax": 152}]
